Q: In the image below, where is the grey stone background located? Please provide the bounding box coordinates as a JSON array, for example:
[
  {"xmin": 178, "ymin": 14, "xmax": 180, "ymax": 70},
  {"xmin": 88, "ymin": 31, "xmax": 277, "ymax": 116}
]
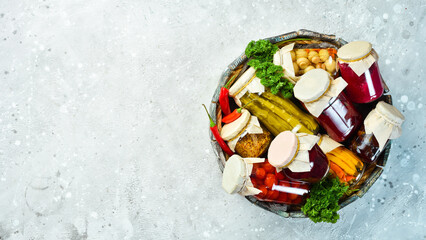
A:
[{"xmin": 0, "ymin": 0, "xmax": 424, "ymax": 239}]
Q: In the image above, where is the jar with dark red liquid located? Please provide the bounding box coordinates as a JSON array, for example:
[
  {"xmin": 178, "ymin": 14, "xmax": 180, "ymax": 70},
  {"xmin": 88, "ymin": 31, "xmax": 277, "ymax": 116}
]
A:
[
  {"xmin": 337, "ymin": 41, "xmax": 384, "ymax": 103},
  {"xmin": 268, "ymin": 131, "xmax": 329, "ymax": 183},
  {"xmin": 222, "ymin": 155, "xmax": 310, "ymax": 205},
  {"xmin": 349, "ymin": 101, "xmax": 405, "ymax": 164},
  {"xmin": 350, "ymin": 127, "xmax": 385, "ymax": 164},
  {"xmin": 294, "ymin": 69, "xmax": 362, "ymax": 142}
]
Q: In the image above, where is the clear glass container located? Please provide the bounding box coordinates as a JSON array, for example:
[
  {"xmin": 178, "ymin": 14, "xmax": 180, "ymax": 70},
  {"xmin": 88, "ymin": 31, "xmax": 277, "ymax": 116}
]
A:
[
  {"xmin": 251, "ymin": 161, "xmax": 310, "ymax": 205},
  {"xmin": 326, "ymin": 146, "xmax": 365, "ymax": 184},
  {"xmin": 316, "ymin": 92, "xmax": 362, "ymax": 142},
  {"xmin": 283, "ymin": 144, "xmax": 330, "ymax": 183},
  {"xmin": 337, "ymin": 41, "xmax": 384, "ymax": 103},
  {"xmin": 349, "ymin": 127, "xmax": 388, "ymax": 164},
  {"xmin": 338, "ymin": 61, "xmax": 384, "ymax": 103}
]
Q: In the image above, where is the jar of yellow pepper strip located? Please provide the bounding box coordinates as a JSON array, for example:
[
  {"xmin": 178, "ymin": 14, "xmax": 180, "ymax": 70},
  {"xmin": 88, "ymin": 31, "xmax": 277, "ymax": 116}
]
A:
[{"xmin": 317, "ymin": 135, "xmax": 365, "ymax": 184}]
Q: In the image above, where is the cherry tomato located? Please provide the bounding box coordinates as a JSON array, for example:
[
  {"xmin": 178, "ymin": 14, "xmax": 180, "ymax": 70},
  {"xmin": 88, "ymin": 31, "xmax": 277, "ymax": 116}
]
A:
[
  {"xmin": 257, "ymin": 186, "xmax": 268, "ymax": 199},
  {"xmin": 277, "ymin": 192, "xmax": 289, "ymax": 203},
  {"xmin": 263, "ymin": 161, "xmax": 275, "ymax": 173},
  {"xmin": 264, "ymin": 173, "xmax": 277, "ymax": 188},
  {"xmin": 266, "ymin": 190, "xmax": 279, "ymax": 200},
  {"xmin": 253, "ymin": 168, "xmax": 266, "ymax": 180},
  {"xmin": 292, "ymin": 196, "xmax": 303, "ymax": 205}
]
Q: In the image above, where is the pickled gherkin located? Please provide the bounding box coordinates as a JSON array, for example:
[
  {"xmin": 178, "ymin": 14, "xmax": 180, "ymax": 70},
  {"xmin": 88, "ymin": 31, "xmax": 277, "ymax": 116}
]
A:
[
  {"xmin": 261, "ymin": 92, "xmax": 319, "ymax": 134},
  {"xmin": 240, "ymin": 92, "xmax": 319, "ymax": 136}
]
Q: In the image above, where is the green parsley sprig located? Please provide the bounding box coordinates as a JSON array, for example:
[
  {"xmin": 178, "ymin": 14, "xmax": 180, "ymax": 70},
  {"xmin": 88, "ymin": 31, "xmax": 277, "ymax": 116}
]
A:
[
  {"xmin": 244, "ymin": 39, "xmax": 294, "ymax": 98},
  {"xmin": 248, "ymin": 60, "xmax": 294, "ymax": 98},
  {"xmin": 301, "ymin": 177, "xmax": 352, "ymax": 223}
]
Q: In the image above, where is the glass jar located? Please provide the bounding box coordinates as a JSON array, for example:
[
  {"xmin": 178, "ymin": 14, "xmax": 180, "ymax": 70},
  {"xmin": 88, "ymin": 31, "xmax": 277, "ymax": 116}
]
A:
[
  {"xmin": 349, "ymin": 127, "xmax": 384, "ymax": 164},
  {"xmin": 268, "ymin": 131, "xmax": 329, "ymax": 183},
  {"xmin": 293, "ymin": 69, "xmax": 362, "ymax": 142},
  {"xmin": 228, "ymin": 66, "xmax": 319, "ymax": 136},
  {"xmin": 222, "ymin": 155, "xmax": 310, "ymax": 205},
  {"xmin": 318, "ymin": 135, "xmax": 364, "ymax": 184},
  {"xmin": 283, "ymin": 144, "xmax": 329, "ymax": 183},
  {"xmin": 250, "ymin": 162, "xmax": 310, "ymax": 205},
  {"xmin": 337, "ymin": 41, "xmax": 384, "ymax": 103},
  {"xmin": 349, "ymin": 101, "xmax": 405, "ymax": 164},
  {"xmin": 220, "ymin": 109, "xmax": 272, "ymax": 158},
  {"xmin": 316, "ymin": 92, "xmax": 362, "ymax": 142}
]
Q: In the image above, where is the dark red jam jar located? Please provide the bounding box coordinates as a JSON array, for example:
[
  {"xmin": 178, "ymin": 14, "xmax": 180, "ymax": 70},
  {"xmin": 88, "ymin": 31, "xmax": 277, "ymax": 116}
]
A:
[
  {"xmin": 268, "ymin": 131, "xmax": 329, "ymax": 183},
  {"xmin": 293, "ymin": 69, "xmax": 362, "ymax": 142},
  {"xmin": 337, "ymin": 41, "xmax": 384, "ymax": 103}
]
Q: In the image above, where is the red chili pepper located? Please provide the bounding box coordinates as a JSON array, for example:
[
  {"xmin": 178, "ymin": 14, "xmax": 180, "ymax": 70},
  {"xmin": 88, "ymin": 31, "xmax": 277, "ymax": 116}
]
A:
[
  {"xmin": 221, "ymin": 108, "xmax": 242, "ymax": 124},
  {"xmin": 202, "ymin": 104, "xmax": 234, "ymax": 156},
  {"xmin": 219, "ymin": 75, "xmax": 236, "ymax": 116}
]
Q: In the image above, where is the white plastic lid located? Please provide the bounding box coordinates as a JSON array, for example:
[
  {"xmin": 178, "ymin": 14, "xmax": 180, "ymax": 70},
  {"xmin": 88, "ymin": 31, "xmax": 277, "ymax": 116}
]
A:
[
  {"xmin": 337, "ymin": 41, "xmax": 372, "ymax": 61},
  {"xmin": 222, "ymin": 155, "xmax": 247, "ymax": 194},
  {"xmin": 268, "ymin": 131, "xmax": 298, "ymax": 168},
  {"xmin": 294, "ymin": 69, "xmax": 331, "ymax": 103},
  {"xmin": 375, "ymin": 101, "xmax": 405, "ymax": 126},
  {"xmin": 220, "ymin": 109, "xmax": 250, "ymax": 141}
]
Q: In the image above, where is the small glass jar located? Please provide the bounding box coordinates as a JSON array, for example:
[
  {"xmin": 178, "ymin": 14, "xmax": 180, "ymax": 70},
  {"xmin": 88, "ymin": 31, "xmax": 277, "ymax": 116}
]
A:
[
  {"xmin": 318, "ymin": 135, "xmax": 364, "ymax": 184},
  {"xmin": 350, "ymin": 128, "xmax": 384, "ymax": 164},
  {"xmin": 251, "ymin": 163, "xmax": 310, "ymax": 205},
  {"xmin": 268, "ymin": 131, "xmax": 329, "ymax": 183},
  {"xmin": 222, "ymin": 155, "xmax": 310, "ymax": 205},
  {"xmin": 349, "ymin": 101, "xmax": 405, "ymax": 164},
  {"xmin": 294, "ymin": 69, "xmax": 362, "ymax": 142},
  {"xmin": 337, "ymin": 41, "xmax": 384, "ymax": 103},
  {"xmin": 221, "ymin": 109, "xmax": 272, "ymax": 158}
]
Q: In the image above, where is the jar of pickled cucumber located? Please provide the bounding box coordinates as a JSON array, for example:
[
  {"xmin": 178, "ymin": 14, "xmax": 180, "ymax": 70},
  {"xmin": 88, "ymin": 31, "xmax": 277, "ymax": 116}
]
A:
[
  {"xmin": 350, "ymin": 101, "xmax": 405, "ymax": 164},
  {"xmin": 293, "ymin": 69, "xmax": 362, "ymax": 142},
  {"xmin": 337, "ymin": 41, "xmax": 384, "ymax": 103},
  {"xmin": 228, "ymin": 67, "xmax": 319, "ymax": 136},
  {"xmin": 268, "ymin": 131, "xmax": 329, "ymax": 183},
  {"xmin": 222, "ymin": 155, "xmax": 310, "ymax": 205}
]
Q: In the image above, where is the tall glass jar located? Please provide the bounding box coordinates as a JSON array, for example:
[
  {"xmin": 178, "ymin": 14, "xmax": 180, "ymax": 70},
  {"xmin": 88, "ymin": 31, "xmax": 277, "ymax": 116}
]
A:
[
  {"xmin": 268, "ymin": 131, "xmax": 329, "ymax": 183},
  {"xmin": 294, "ymin": 69, "xmax": 362, "ymax": 142},
  {"xmin": 222, "ymin": 155, "xmax": 310, "ymax": 205},
  {"xmin": 337, "ymin": 41, "xmax": 384, "ymax": 103},
  {"xmin": 349, "ymin": 101, "xmax": 405, "ymax": 163}
]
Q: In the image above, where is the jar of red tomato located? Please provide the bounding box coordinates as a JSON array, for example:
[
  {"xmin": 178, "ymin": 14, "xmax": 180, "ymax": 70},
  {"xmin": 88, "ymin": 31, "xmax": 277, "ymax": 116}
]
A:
[
  {"xmin": 350, "ymin": 101, "xmax": 405, "ymax": 164},
  {"xmin": 293, "ymin": 69, "xmax": 362, "ymax": 142},
  {"xmin": 268, "ymin": 131, "xmax": 329, "ymax": 183},
  {"xmin": 337, "ymin": 41, "xmax": 384, "ymax": 103},
  {"xmin": 222, "ymin": 155, "xmax": 310, "ymax": 205}
]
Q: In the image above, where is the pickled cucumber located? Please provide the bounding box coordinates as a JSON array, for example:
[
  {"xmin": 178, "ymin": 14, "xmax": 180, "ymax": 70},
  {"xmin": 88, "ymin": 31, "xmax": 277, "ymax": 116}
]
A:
[{"xmin": 241, "ymin": 92, "xmax": 319, "ymax": 136}]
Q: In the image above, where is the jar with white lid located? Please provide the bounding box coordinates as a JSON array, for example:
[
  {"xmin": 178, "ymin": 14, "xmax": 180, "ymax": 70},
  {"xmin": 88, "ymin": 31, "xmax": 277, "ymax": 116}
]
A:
[
  {"xmin": 220, "ymin": 109, "xmax": 272, "ymax": 158},
  {"xmin": 350, "ymin": 101, "xmax": 405, "ymax": 164},
  {"xmin": 222, "ymin": 155, "xmax": 310, "ymax": 205},
  {"xmin": 293, "ymin": 69, "xmax": 362, "ymax": 142},
  {"xmin": 337, "ymin": 41, "xmax": 384, "ymax": 103},
  {"xmin": 267, "ymin": 131, "xmax": 329, "ymax": 183}
]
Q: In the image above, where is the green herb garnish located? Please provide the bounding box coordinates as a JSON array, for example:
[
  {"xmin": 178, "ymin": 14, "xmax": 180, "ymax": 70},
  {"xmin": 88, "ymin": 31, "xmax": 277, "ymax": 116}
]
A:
[
  {"xmin": 248, "ymin": 59, "xmax": 294, "ymax": 98},
  {"xmin": 245, "ymin": 39, "xmax": 279, "ymax": 63},
  {"xmin": 301, "ymin": 178, "xmax": 351, "ymax": 223}
]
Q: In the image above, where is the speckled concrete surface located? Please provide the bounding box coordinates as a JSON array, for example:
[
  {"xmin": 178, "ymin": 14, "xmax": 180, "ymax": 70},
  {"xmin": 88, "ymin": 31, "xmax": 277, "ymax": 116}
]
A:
[{"xmin": 0, "ymin": 0, "xmax": 424, "ymax": 239}]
